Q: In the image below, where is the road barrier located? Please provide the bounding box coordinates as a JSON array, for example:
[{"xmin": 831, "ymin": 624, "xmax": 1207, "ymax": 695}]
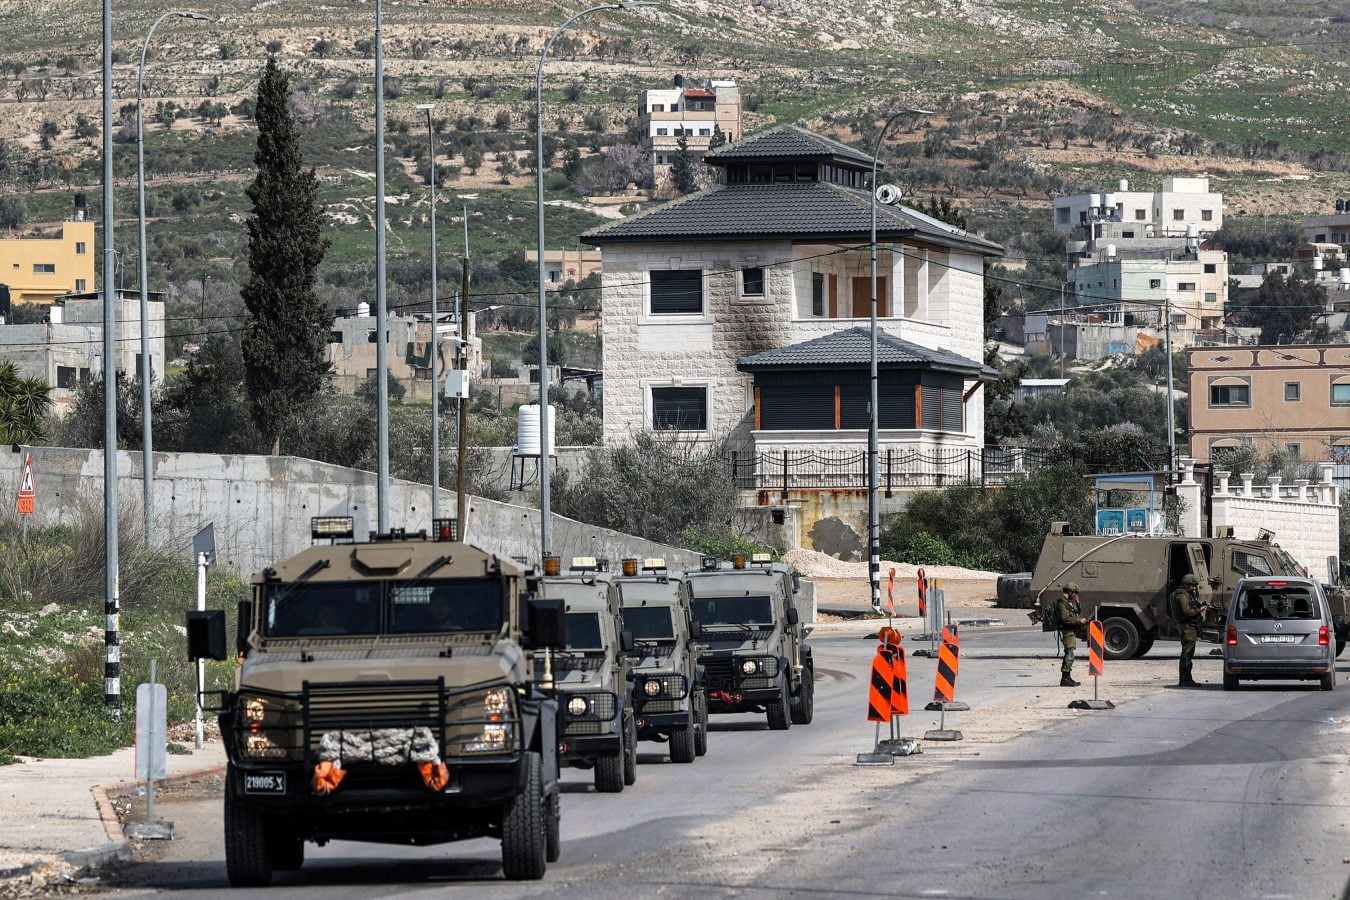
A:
[
  {"xmin": 914, "ymin": 578, "xmax": 945, "ymax": 652},
  {"xmin": 1070, "ymin": 619, "xmax": 1116, "ymax": 711},
  {"xmin": 866, "ymin": 647, "xmax": 893, "ymax": 724},
  {"xmin": 857, "ymin": 629, "xmax": 921, "ymax": 765},
  {"xmin": 924, "ymin": 626, "xmax": 966, "ymax": 741},
  {"xmin": 887, "ymin": 568, "xmax": 896, "ymax": 617},
  {"xmin": 917, "ymin": 569, "xmax": 928, "ymax": 619}
]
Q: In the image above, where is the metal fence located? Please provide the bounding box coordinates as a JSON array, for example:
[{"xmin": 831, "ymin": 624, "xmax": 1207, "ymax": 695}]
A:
[{"xmin": 726, "ymin": 446, "xmax": 1172, "ymax": 495}]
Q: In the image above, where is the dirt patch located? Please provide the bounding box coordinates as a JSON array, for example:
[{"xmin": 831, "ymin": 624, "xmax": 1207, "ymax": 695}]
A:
[{"xmin": 787, "ymin": 547, "xmax": 1000, "ymax": 581}]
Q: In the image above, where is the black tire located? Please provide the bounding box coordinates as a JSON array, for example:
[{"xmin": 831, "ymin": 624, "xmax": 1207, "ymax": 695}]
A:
[
  {"xmin": 669, "ymin": 713, "xmax": 696, "ymax": 763},
  {"xmin": 766, "ymin": 676, "xmax": 791, "ymax": 731},
  {"xmin": 224, "ymin": 789, "xmax": 273, "ymax": 888},
  {"xmin": 1223, "ymin": 672, "xmax": 1238, "ymax": 691},
  {"xmin": 1321, "ymin": 670, "xmax": 1336, "ymax": 691},
  {"xmin": 622, "ymin": 714, "xmax": 638, "ymax": 786},
  {"xmin": 544, "ymin": 789, "xmax": 561, "ymax": 864},
  {"xmin": 694, "ymin": 693, "xmax": 708, "ymax": 757},
  {"xmin": 1100, "ymin": 616, "xmax": 1140, "ymax": 661},
  {"xmin": 501, "ymin": 751, "xmax": 547, "ymax": 880},
  {"xmin": 1134, "ymin": 635, "xmax": 1155, "ymax": 658},
  {"xmin": 595, "ymin": 732, "xmax": 625, "ymax": 793},
  {"xmin": 790, "ymin": 665, "xmax": 814, "ymax": 725},
  {"xmin": 267, "ymin": 825, "xmax": 305, "ymax": 872}
]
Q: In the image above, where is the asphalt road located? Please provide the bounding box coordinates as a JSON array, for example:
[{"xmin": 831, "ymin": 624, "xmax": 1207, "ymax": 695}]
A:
[{"xmin": 107, "ymin": 627, "xmax": 1350, "ymax": 898}]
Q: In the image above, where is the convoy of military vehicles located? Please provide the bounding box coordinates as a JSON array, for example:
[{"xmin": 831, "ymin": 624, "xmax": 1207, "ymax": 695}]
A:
[{"xmin": 186, "ymin": 518, "xmax": 812, "ymax": 887}]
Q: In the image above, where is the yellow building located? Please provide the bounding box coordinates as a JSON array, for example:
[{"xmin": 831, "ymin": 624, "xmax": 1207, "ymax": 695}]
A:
[{"xmin": 0, "ymin": 211, "xmax": 97, "ymax": 307}]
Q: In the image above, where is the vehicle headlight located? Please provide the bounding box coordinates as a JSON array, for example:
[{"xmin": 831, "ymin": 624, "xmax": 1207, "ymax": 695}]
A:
[
  {"xmin": 466, "ymin": 723, "xmax": 510, "ymax": 754},
  {"xmin": 643, "ymin": 679, "xmax": 662, "ymax": 697},
  {"xmin": 567, "ymin": 695, "xmax": 589, "ymax": 716},
  {"xmin": 483, "ymin": 686, "xmax": 511, "ymax": 718},
  {"xmin": 740, "ymin": 659, "xmax": 759, "ymax": 675},
  {"xmin": 243, "ymin": 696, "xmax": 267, "ymax": 730}
]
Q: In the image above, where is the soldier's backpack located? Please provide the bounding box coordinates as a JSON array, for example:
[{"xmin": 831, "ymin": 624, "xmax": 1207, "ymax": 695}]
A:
[{"xmin": 1039, "ymin": 597, "xmax": 1060, "ymax": 633}]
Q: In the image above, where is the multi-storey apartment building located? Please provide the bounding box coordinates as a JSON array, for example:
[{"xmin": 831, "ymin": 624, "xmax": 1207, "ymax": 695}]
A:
[
  {"xmin": 1068, "ymin": 241, "xmax": 1228, "ymax": 344},
  {"xmin": 0, "ymin": 196, "xmax": 96, "ymax": 308},
  {"xmin": 636, "ymin": 75, "xmax": 741, "ymax": 186},
  {"xmin": 1053, "ymin": 177, "xmax": 1223, "ymax": 243}
]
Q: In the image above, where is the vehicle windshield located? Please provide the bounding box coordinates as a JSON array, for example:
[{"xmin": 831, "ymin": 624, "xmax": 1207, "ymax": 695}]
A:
[
  {"xmin": 263, "ymin": 577, "xmax": 504, "ymax": 637},
  {"xmin": 621, "ymin": 606, "xmax": 676, "ymax": 640},
  {"xmin": 565, "ymin": 612, "xmax": 604, "ymax": 650},
  {"xmin": 691, "ymin": 595, "xmax": 774, "ymax": 627},
  {"xmin": 1235, "ymin": 585, "xmax": 1320, "ymax": 621},
  {"xmin": 1231, "ymin": 550, "xmax": 1274, "ymax": 578}
]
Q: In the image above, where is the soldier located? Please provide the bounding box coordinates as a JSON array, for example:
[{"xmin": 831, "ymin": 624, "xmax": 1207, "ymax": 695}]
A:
[
  {"xmin": 1172, "ymin": 574, "xmax": 1204, "ymax": 687},
  {"xmin": 1057, "ymin": 582, "xmax": 1089, "ymax": 687}
]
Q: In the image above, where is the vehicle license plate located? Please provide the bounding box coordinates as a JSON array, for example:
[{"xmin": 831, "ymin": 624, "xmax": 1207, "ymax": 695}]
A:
[
  {"xmin": 1259, "ymin": 634, "xmax": 1297, "ymax": 644},
  {"xmin": 244, "ymin": 772, "xmax": 287, "ymax": 794}
]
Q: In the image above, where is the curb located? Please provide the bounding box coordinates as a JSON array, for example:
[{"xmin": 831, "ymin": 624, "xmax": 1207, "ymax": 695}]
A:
[
  {"xmin": 0, "ymin": 841, "xmax": 132, "ymax": 884},
  {"xmin": 95, "ymin": 763, "xmax": 228, "ymax": 838}
]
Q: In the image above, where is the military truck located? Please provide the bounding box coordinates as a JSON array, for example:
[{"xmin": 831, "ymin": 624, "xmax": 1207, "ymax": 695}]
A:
[
  {"xmin": 683, "ymin": 554, "xmax": 813, "ymax": 730},
  {"xmin": 539, "ymin": 556, "xmax": 638, "ymax": 793},
  {"xmin": 1027, "ymin": 523, "xmax": 1347, "ymax": 659},
  {"xmin": 615, "ymin": 558, "xmax": 708, "ymax": 763},
  {"xmin": 185, "ymin": 517, "xmax": 566, "ymax": 887}
]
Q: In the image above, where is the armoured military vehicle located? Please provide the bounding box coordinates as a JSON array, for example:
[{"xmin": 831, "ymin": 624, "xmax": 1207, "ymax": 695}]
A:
[
  {"xmin": 185, "ymin": 517, "xmax": 566, "ymax": 887},
  {"xmin": 539, "ymin": 556, "xmax": 638, "ymax": 793},
  {"xmin": 1027, "ymin": 523, "xmax": 1347, "ymax": 659},
  {"xmin": 615, "ymin": 558, "xmax": 707, "ymax": 763},
  {"xmin": 683, "ymin": 554, "xmax": 813, "ymax": 730}
]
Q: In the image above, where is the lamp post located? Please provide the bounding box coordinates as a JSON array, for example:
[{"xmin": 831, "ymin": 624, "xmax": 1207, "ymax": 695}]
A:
[
  {"xmin": 416, "ymin": 103, "xmax": 441, "ymax": 520},
  {"xmin": 374, "ymin": 0, "xmax": 391, "ymax": 532},
  {"xmin": 535, "ymin": 0, "xmax": 653, "ymax": 557},
  {"xmin": 101, "ymin": 0, "xmax": 118, "ymax": 713},
  {"xmin": 137, "ymin": 10, "xmax": 208, "ymax": 548},
  {"xmin": 868, "ymin": 108, "xmax": 932, "ymax": 612}
]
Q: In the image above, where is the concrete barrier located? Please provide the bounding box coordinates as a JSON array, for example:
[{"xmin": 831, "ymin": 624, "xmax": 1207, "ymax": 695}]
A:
[{"xmin": 0, "ymin": 447, "xmax": 702, "ymax": 577}]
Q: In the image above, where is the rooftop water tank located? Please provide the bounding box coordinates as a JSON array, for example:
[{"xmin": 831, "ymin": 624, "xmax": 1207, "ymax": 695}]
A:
[
  {"xmin": 49, "ymin": 305, "xmax": 63, "ymax": 324},
  {"xmin": 516, "ymin": 404, "xmax": 556, "ymax": 457},
  {"xmin": 1314, "ymin": 256, "xmax": 1325, "ymax": 271},
  {"xmin": 1186, "ymin": 223, "xmax": 1199, "ymax": 238},
  {"xmin": 1341, "ymin": 268, "xmax": 1350, "ymax": 289},
  {"xmin": 1119, "ymin": 179, "xmax": 1129, "ymax": 192},
  {"xmin": 1105, "ymin": 244, "xmax": 1117, "ymax": 260},
  {"xmin": 1102, "ymin": 193, "xmax": 1116, "ymax": 210},
  {"xmin": 356, "ymin": 301, "xmax": 371, "ymax": 318}
]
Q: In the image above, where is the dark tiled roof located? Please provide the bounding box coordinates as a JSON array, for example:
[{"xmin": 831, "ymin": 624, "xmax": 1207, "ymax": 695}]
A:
[
  {"xmin": 583, "ymin": 181, "xmax": 1002, "ymax": 256},
  {"xmin": 737, "ymin": 327, "xmax": 996, "ymax": 379},
  {"xmin": 704, "ymin": 124, "xmax": 876, "ymax": 169}
]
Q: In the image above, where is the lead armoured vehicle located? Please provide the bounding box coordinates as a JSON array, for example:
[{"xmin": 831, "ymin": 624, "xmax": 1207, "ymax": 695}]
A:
[
  {"xmin": 185, "ymin": 517, "xmax": 566, "ymax": 887},
  {"xmin": 615, "ymin": 558, "xmax": 708, "ymax": 763},
  {"xmin": 683, "ymin": 554, "xmax": 813, "ymax": 730},
  {"xmin": 1027, "ymin": 524, "xmax": 1348, "ymax": 659},
  {"xmin": 539, "ymin": 557, "xmax": 638, "ymax": 793}
]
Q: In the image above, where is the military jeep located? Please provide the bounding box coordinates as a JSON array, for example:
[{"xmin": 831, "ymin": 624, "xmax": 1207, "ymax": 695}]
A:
[
  {"xmin": 683, "ymin": 554, "xmax": 813, "ymax": 730},
  {"xmin": 185, "ymin": 517, "xmax": 566, "ymax": 887},
  {"xmin": 615, "ymin": 558, "xmax": 708, "ymax": 763},
  {"xmin": 538, "ymin": 557, "xmax": 638, "ymax": 792}
]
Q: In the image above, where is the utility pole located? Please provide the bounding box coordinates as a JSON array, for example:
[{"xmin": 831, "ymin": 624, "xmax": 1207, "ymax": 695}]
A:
[
  {"xmin": 457, "ymin": 262, "xmax": 470, "ymax": 531},
  {"xmin": 417, "ymin": 103, "xmax": 439, "ymax": 520},
  {"xmin": 374, "ymin": 0, "xmax": 390, "ymax": 532},
  {"xmin": 1059, "ymin": 282, "xmax": 1066, "ymax": 378},
  {"xmin": 101, "ymin": 0, "xmax": 120, "ymax": 713},
  {"xmin": 1165, "ymin": 295, "xmax": 1176, "ymax": 475}
]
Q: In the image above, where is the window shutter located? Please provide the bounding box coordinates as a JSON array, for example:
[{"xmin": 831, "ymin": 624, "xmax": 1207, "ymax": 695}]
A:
[{"xmin": 650, "ymin": 269, "xmax": 703, "ymax": 314}]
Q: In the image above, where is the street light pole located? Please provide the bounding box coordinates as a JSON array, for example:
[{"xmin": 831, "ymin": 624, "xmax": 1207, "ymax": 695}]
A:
[
  {"xmin": 137, "ymin": 10, "xmax": 208, "ymax": 548},
  {"xmin": 535, "ymin": 0, "xmax": 652, "ymax": 557},
  {"xmin": 417, "ymin": 103, "xmax": 440, "ymax": 520},
  {"xmin": 101, "ymin": 0, "xmax": 119, "ymax": 713},
  {"xmin": 374, "ymin": 0, "xmax": 391, "ymax": 532},
  {"xmin": 869, "ymin": 108, "xmax": 931, "ymax": 613}
]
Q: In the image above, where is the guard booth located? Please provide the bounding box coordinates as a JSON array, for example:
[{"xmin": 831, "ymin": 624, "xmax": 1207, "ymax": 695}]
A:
[{"xmin": 1091, "ymin": 472, "xmax": 1165, "ymax": 536}]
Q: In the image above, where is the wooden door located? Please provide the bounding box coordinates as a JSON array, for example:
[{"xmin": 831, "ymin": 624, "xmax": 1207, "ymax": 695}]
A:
[{"xmin": 851, "ymin": 276, "xmax": 888, "ymax": 318}]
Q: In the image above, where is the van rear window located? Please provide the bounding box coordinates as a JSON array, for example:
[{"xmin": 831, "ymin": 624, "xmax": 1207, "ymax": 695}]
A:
[{"xmin": 1235, "ymin": 586, "xmax": 1319, "ymax": 620}]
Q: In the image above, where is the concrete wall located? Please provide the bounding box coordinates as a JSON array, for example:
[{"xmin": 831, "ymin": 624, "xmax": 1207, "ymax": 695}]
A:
[{"xmin": 0, "ymin": 447, "xmax": 702, "ymax": 577}]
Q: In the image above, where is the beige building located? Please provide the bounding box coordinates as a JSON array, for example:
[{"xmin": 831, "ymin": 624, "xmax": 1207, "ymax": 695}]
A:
[
  {"xmin": 524, "ymin": 249, "xmax": 602, "ymax": 287},
  {"xmin": 0, "ymin": 197, "xmax": 96, "ymax": 307},
  {"xmin": 1068, "ymin": 243, "xmax": 1228, "ymax": 346},
  {"xmin": 326, "ymin": 309, "xmax": 482, "ymax": 403},
  {"xmin": 637, "ymin": 76, "xmax": 741, "ymax": 186},
  {"xmin": 1187, "ymin": 344, "xmax": 1350, "ymax": 463}
]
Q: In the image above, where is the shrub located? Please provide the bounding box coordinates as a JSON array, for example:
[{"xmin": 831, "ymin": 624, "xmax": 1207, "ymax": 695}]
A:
[{"xmin": 679, "ymin": 526, "xmax": 776, "ymax": 562}]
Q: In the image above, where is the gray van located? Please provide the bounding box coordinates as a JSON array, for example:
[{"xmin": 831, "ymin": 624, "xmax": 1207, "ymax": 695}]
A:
[{"xmin": 1223, "ymin": 576, "xmax": 1336, "ymax": 691}]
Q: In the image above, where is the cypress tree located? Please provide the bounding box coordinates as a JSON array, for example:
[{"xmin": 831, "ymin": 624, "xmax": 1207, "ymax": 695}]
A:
[
  {"xmin": 670, "ymin": 136, "xmax": 698, "ymax": 195},
  {"xmin": 240, "ymin": 58, "xmax": 331, "ymax": 454}
]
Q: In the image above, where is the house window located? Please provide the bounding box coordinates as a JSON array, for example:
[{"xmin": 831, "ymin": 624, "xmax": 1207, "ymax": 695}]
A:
[
  {"xmin": 33, "ymin": 263, "xmax": 55, "ymax": 274},
  {"xmin": 699, "ymin": 128, "xmax": 710, "ymax": 136},
  {"xmin": 1285, "ymin": 381, "xmax": 1301, "ymax": 401},
  {"xmin": 1055, "ymin": 207, "xmax": 1069, "ymax": 224},
  {"xmin": 1332, "ymin": 378, "xmax": 1350, "ymax": 406},
  {"xmin": 741, "ymin": 267, "xmax": 764, "ymax": 297},
  {"xmin": 652, "ymin": 103, "xmax": 664, "ymax": 112},
  {"xmin": 75, "ymin": 279, "xmax": 86, "ymax": 292},
  {"xmin": 1134, "ymin": 209, "xmax": 1146, "ymax": 220},
  {"xmin": 1178, "ymin": 282, "xmax": 1196, "ymax": 291},
  {"xmin": 1204, "ymin": 291, "xmax": 1217, "ymax": 302},
  {"xmin": 56, "ymin": 366, "xmax": 76, "ymax": 389},
  {"xmin": 1201, "ymin": 209, "xmax": 1214, "ymax": 222},
  {"xmin": 656, "ymin": 127, "xmax": 668, "ymax": 136},
  {"xmin": 415, "ymin": 367, "xmax": 432, "ymax": 380},
  {"xmin": 649, "ymin": 269, "xmax": 703, "ymax": 315},
  {"xmin": 1121, "ymin": 231, "xmax": 1135, "ymax": 238},
  {"xmin": 651, "ymin": 386, "xmax": 706, "ymax": 431},
  {"xmin": 1284, "ymin": 443, "xmax": 1302, "ymax": 457},
  {"xmin": 812, "ymin": 273, "xmax": 825, "ymax": 317},
  {"xmin": 1172, "ymin": 209, "xmax": 1185, "ymax": 221},
  {"xmin": 1209, "ymin": 383, "xmax": 1250, "ymax": 407},
  {"xmin": 75, "ymin": 242, "xmax": 86, "ymax": 254},
  {"xmin": 1316, "ymin": 233, "xmax": 1327, "ymax": 243},
  {"xmin": 329, "ymin": 330, "xmax": 343, "ymax": 343},
  {"xmin": 1149, "ymin": 279, "xmax": 1162, "ymax": 290},
  {"xmin": 1203, "ymin": 263, "xmax": 1217, "ymax": 273}
]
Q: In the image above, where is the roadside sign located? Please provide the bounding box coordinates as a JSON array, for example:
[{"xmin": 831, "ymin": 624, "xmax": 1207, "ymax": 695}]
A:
[
  {"xmin": 192, "ymin": 523, "xmax": 216, "ymax": 571},
  {"xmin": 16, "ymin": 453, "xmax": 33, "ymax": 515},
  {"xmin": 135, "ymin": 681, "xmax": 168, "ymax": 782}
]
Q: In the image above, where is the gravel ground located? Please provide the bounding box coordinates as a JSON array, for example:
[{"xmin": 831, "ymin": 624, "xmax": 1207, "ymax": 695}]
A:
[{"xmin": 785, "ymin": 548, "xmax": 1001, "ymax": 581}]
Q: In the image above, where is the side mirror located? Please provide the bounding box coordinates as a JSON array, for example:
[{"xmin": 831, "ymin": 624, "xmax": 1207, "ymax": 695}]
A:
[
  {"xmin": 689, "ymin": 620, "xmax": 703, "ymax": 640},
  {"xmin": 791, "ymin": 572, "xmax": 801, "ymax": 593},
  {"xmin": 786, "ymin": 607, "xmax": 800, "ymax": 626},
  {"xmin": 187, "ymin": 610, "xmax": 227, "ymax": 661},
  {"xmin": 235, "ymin": 600, "xmax": 253, "ymax": 658},
  {"xmin": 620, "ymin": 629, "xmax": 635, "ymax": 654},
  {"xmin": 525, "ymin": 598, "xmax": 566, "ymax": 650}
]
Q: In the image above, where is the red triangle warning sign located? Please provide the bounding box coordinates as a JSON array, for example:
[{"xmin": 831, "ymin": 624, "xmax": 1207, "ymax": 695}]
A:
[{"xmin": 18, "ymin": 454, "xmax": 34, "ymax": 497}]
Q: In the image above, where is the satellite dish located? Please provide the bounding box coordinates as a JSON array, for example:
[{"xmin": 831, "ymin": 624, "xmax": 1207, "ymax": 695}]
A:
[{"xmin": 874, "ymin": 184, "xmax": 902, "ymax": 206}]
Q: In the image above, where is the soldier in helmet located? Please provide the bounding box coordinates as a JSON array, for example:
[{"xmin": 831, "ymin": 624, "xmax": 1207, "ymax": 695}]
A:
[
  {"xmin": 1172, "ymin": 573, "xmax": 1204, "ymax": 687},
  {"xmin": 1057, "ymin": 582, "xmax": 1090, "ymax": 687}
]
